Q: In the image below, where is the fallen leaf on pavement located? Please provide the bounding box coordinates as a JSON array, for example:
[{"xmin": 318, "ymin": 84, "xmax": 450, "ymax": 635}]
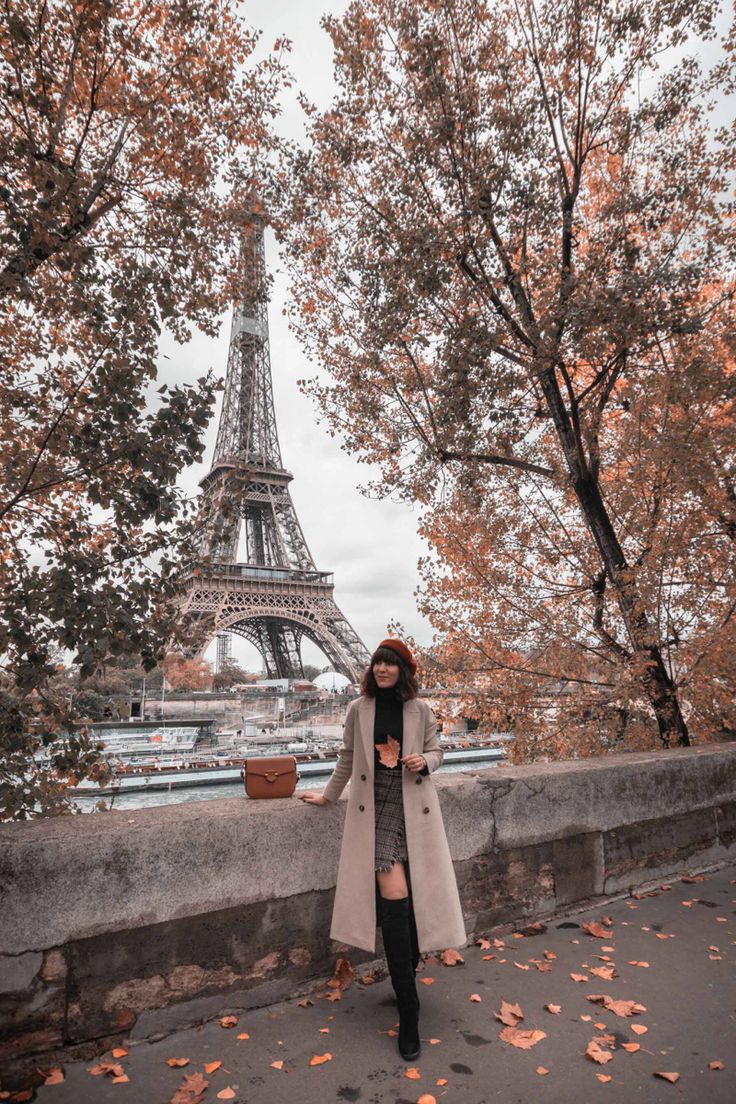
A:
[
  {"xmin": 325, "ymin": 990, "xmax": 342, "ymax": 1002},
  {"xmin": 654, "ymin": 1072, "xmax": 680, "ymax": 1083},
  {"xmin": 440, "ymin": 949, "xmax": 464, "ymax": 966},
  {"xmin": 88, "ymin": 1063, "xmax": 125, "ymax": 1078},
  {"xmin": 236, "ymin": 1033, "xmax": 250, "ymax": 1040},
  {"xmin": 111, "ymin": 1048, "xmax": 128, "ymax": 1058},
  {"xmin": 216, "ymin": 1090, "xmax": 236, "ymax": 1101},
  {"xmin": 570, "ymin": 973, "xmax": 588, "ymax": 982},
  {"xmin": 586, "ymin": 1039, "xmax": 614, "ymax": 1064},
  {"xmin": 495, "ymin": 999, "xmax": 524, "ymax": 1026},
  {"xmin": 596, "ymin": 1073, "xmax": 612, "ymax": 1082},
  {"xmin": 545, "ymin": 1004, "xmax": 561, "ymax": 1014},
  {"xmin": 428, "ymin": 1038, "xmax": 441, "ymax": 1045},
  {"xmin": 708, "ymin": 1060, "xmax": 724, "ymax": 1070},
  {"xmin": 622, "ymin": 1043, "xmax": 640, "ymax": 1053},
  {"xmin": 170, "ymin": 1071, "xmax": 208, "ymax": 1104},
  {"xmin": 469, "ymin": 993, "xmax": 481, "ymax": 1001},
  {"xmin": 219, "ymin": 1016, "xmax": 238, "ymax": 1028},
  {"xmin": 587, "ymin": 995, "xmax": 646, "ymax": 1017},
  {"xmin": 482, "ymin": 954, "xmax": 496, "ymax": 960},
  {"xmin": 204, "ymin": 1061, "xmax": 222, "ymax": 1074},
  {"xmin": 166, "ymin": 1059, "xmax": 190, "ymax": 1068},
  {"xmin": 405, "ymin": 1067, "xmax": 421, "ymax": 1079},
  {"xmin": 417, "ymin": 1095, "xmax": 436, "ymax": 1104},
  {"xmin": 319, "ymin": 1027, "xmax": 330, "ymax": 1034},
  {"xmin": 536, "ymin": 1066, "xmax": 549, "ymax": 1075},
  {"xmin": 477, "ymin": 938, "xmax": 491, "ymax": 949},
  {"xmin": 309, "ymin": 1053, "xmax": 332, "ymax": 1066},
  {"xmin": 111, "ymin": 1074, "xmax": 129, "ymax": 1084},
  {"xmin": 297, "ymin": 998, "xmax": 313, "ymax": 1007},
  {"xmin": 514, "ymin": 962, "xmax": 530, "ymax": 970},
  {"xmin": 499, "ymin": 1026, "xmax": 546, "ymax": 1049},
  {"xmin": 627, "ymin": 961, "xmax": 649, "ymax": 967},
  {"xmin": 631, "ymin": 1024, "xmax": 648, "ymax": 1035},
  {"xmin": 42, "ymin": 1069, "xmax": 65, "ymax": 1085},
  {"xmin": 328, "ymin": 958, "xmax": 354, "ymax": 991},
  {"xmin": 436, "ymin": 1077, "xmax": 447, "ymax": 1085},
  {"xmin": 359, "ymin": 974, "xmax": 375, "ymax": 985},
  {"xmin": 590, "ymin": 966, "xmax": 617, "ymax": 980},
  {"xmin": 582, "ymin": 921, "xmax": 611, "ymax": 939},
  {"xmin": 270, "ymin": 1060, "xmax": 284, "ymax": 1070},
  {"xmin": 419, "ymin": 977, "xmax": 435, "ymax": 985}
]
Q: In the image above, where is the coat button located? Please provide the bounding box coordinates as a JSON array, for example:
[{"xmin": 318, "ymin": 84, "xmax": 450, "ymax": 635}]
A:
[
  {"xmin": 423, "ymin": 806, "xmax": 429, "ymax": 814},
  {"xmin": 415, "ymin": 777, "xmax": 422, "ymax": 784},
  {"xmin": 359, "ymin": 804, "xmax": 365, "ymax": 812},
  {"xmin": 360, "ymin": 774, "xmax": 367, "ymax": 781}
]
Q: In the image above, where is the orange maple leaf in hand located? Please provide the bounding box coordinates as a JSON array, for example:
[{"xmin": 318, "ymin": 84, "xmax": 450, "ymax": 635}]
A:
[{"xmin": 376, "ymin": 734, "xmax": 401, "ymax": 768}]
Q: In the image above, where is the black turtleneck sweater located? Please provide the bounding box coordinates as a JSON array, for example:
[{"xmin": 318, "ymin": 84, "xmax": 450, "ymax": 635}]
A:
[
  {"xmin": 373, "ymin": 686, "xmax": 404, "ymax": 773},
  {"xmin": 373, "ymin": 688, "xmax": 430, "ymax": 775}
]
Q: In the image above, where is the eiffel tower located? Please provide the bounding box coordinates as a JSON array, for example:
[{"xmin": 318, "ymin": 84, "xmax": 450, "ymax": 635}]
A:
[{"xmin": 180, "ymin": 218, "xmax": 370, "ymax": 682}]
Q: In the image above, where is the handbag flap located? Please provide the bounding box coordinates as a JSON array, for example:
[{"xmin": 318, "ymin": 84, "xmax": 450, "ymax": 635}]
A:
[{"xmin": 245, "ymin": 756, "xmax": 296, "ymax": 781}]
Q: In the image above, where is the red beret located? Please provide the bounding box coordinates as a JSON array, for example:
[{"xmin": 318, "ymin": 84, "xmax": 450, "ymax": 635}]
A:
[{"xmin": 376, "ymin": 638, "xmax": 417, "ymax": 675}]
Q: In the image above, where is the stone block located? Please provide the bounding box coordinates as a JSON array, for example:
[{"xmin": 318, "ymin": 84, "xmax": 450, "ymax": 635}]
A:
[
  {"xmin": 0, "ymin": 952, "xmax": 42, "ymax": 994},
  {"xmin": 603, "ymin": 807, "xmax": 718, "ymax": 892}
]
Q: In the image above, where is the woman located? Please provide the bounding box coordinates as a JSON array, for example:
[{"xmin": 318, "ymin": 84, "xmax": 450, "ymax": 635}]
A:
[{"xmin": 298, "ymin": 639, "xmax": 466, "ymax": 1061}]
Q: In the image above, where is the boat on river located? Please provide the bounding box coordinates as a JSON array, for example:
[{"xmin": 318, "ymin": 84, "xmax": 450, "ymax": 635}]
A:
[{"xmin": 73, "ymin": 741, "xmax": 508, "ymax": 796}]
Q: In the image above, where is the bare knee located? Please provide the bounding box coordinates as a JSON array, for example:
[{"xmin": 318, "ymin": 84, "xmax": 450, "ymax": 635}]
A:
[{"xmin": 377, "ymin": 861, "xmax": 409, "ymax": 900}]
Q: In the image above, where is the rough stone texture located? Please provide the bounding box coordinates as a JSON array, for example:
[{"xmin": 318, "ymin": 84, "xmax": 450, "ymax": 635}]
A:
[
  {"xmin": 1, "ymin": 743, "xmax": 735, "ymax": 1075},
  {"xmin": 0, "ymin": 952, "xmax": 42, "ymax": 994}
]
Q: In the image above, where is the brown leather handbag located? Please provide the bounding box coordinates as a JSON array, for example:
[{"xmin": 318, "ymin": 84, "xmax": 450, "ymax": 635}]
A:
[{"xmin": 241, "ymin": 755, "xmax": 299, "ymax": 799}]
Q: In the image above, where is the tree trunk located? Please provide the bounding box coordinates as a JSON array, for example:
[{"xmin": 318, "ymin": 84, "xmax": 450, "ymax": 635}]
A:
[{"xmin": 538, "ymin": 366, "xmax": 690, "ymax": 747}]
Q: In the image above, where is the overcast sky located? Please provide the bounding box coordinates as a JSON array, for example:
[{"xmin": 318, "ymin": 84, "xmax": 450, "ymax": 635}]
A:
[{"xmin": 157, "ymin": 0, "xmax": 430, "ymax": 672}]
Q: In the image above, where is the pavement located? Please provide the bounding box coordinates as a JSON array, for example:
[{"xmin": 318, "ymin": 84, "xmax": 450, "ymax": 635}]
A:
[{"xmin": 26, "ymin": 862, "xmax": 736, "ymax": 1104}]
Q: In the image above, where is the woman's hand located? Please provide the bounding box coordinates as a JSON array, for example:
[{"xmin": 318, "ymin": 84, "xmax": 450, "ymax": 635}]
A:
[
  {"xmin": 401, "ymin": 753, "xmax": 426, "ymax": 773},
  {"xmin": 297, "ymin": 790, "xmax": 331, "ymax": 805}
]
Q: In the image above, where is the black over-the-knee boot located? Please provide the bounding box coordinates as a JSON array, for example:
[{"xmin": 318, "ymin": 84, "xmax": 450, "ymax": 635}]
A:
[{"xmin": 381, "ymin": 896, "xmax": 420, "ymax": 1061}]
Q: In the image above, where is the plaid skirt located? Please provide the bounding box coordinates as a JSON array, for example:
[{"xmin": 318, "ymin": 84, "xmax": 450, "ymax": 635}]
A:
[{"xmin": 374, "ymin": 768, "xmax": 408, "ymax": 873}]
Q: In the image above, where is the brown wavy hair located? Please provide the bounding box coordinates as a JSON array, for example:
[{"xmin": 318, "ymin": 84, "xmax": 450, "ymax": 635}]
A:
[{"xmin": 360, "ymin": 645, "xmax": 419, "ymax": 701}]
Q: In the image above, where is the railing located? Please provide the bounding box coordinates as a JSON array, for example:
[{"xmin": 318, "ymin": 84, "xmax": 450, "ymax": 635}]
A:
[{"xmin": 199, "ymin": 563, "xmax": 334, "ymax": 586}]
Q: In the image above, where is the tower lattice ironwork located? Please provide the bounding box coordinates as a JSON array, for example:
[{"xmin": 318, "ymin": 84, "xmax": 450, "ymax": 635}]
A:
[{"xmin": 180, "ymin": 218, "xmax": 370, "ymax": 682}]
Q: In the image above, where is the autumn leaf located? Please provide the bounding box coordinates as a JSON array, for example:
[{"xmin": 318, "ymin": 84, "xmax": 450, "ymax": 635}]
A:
[
  {"xmin": 654, "ymin": 1072, "xmax": 680, "ymax": 1083},
  {"xmin": 428, "ymin": 1038, "xmax": 441, "ymax": 1045},
  {"xmin": 622, "ymin": 1043, "xmax": 641, "ymax": 1052},
  {"xmin": 111, "ymin": 1074, "xmax": 130, "ymax": 1084},
  {"xmin": 167, "ymin": 1059, "xmax": 190, "ymax": 1068},
  {"xmin": 418, "ymin": 1096, "xmax": 437, "ymax": 1104},
  {"xmin": 477, "ymin": 938, "xmax": 491, "ymax": 949},
  {"xmin": 587, "ymin": 995, "xmax": 646, "ymax": 1017},
  {"xmin": 309, "ymin": 1053, "xmax": 332, "ymax": 1066},
  {"xmin": 41, "ymin": 1068, "xmax": 65, "ymax": 1085},
  {"xmin": 170, "ymin": 1071, "xmax": 208, "ymax": 1104},
  {"xmin": 499, "ymin": 1026, "xmax": 546, "ymax": 1049},
  {"xmin": 111, "ymin": 1048, "xmax": 128, "ymax": 1058},
  {"xmin": 590, "ymin": 965, "xmax": 617, "ymax": 980},
  {"xmin": 328, "ymin": 957, "xmax": 354, "ymax": 991},
  {"xmin": 404, "ymin": 1067, "xmax": 421, "ymax": 1079},
  {"xmin": 586, "ymin": 1038, "xmax": 614, "ymax": 1064},
  {"xmin": 270, "ymin": 1060, "xmax": 284, "ymax": 1070},
  {"xmin": 708, "ymin": 1060, "xmax": 724, "ymax": 1070},
  {"xmin": 236, "ymin": 1033, "xmax": 250, "ymax": 1040},
  {"xmin": 219, "ymin": 1016, "xmax": 238, "ymax": 1028},
  {"xmin": 536, "ymin": 1066, "xmax": 549, "ymax": 1075},
  {"xmin": 469, "ymin": 993, "xmax": 482, "ymax": 1001},
  {"xmin": 596, "ymin": 1074, "xmax": 612, "ymax": 1083},
  {"xmin": 631, "ymin": 1024, "xmax": 648, "ymax": 1035},
  {"xmin": 325, "ymin": 989, "xmax": 342, "ymax": 1002},
  {"xmin": 297, "ymin": 999, "xmax": 313, "ymax": 1007},
  {"xmin": 216, "ymin": 1090, "xmax": 236, "ymax": 1101},
  {"xmin": 204, "ymin": 1061, "xmax": 222, "ymax": 1074},
  {"xmin": 570, "ymin": 973, "xmax": 589, "ymax": 982},
  {"xmin": 88, "ymin": 1062, "xmax": 125, "ymax": 1078},
  {"xmin": 419, "ymin": 976, "xmax": 435, "ymax": 985},
  {"xmin": 545, "ymin": 1003, "xmax": 562, "ymax": 1014},
  {"xmin": 582, "ymin": 921, "xmax": 612, "ymax": 939},
  {"xmin": 376, "ymin": 735, "xmax": 401, "ymax": 768},
  {"xmin": 439, "ymin": 948, "xmax": 464, "ymax": 966},
  {"xmin": 496, "ymin": 999, "xmax": 524, "ymax": 1026}
]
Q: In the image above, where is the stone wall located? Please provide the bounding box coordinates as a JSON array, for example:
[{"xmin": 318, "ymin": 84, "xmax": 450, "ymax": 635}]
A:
[{"xmin": 1, "ymin": 744, "xmax": 735, "ymax": 1085}]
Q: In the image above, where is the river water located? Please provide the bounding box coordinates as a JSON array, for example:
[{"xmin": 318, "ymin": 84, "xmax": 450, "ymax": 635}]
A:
[{"xmin": 74, "ymin": 758, "xmax": 502, "ymax": 813}]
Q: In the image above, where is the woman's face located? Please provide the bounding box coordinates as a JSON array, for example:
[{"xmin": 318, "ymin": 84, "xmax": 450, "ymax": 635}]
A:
[{"xmin": 373, "ymin": 658, "xmax": 400, "ymax": 688}]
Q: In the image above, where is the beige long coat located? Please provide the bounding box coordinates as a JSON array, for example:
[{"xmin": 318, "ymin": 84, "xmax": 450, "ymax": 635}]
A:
[{"xmin": 321, "ymin": 695, "xmax": 467, "ymax": 954}]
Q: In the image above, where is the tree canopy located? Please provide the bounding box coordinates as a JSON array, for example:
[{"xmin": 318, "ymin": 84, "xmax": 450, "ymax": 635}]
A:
[
  {"xmin": 276, "ymin": 0, "xmax": 736, "ymax": 755},
  {"xmin": 0, "ymin": 0, "xmax": 284, "ymax": 817}
]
